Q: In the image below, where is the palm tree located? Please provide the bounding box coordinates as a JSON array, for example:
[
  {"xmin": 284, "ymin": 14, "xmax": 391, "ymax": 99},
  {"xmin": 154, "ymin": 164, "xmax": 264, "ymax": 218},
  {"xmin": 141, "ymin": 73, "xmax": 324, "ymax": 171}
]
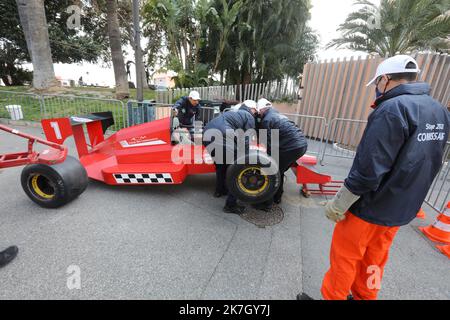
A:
[
  {"xmin": 145, "ymin": 0, "xmax": 184, "ymax": 67},
  {"xmin": 328, "ymin": 0, "xmax": 450, "ymax": 57},
  {"xmin": 172, "ymin": 63, "xmax": 210, "ymax": 88},
  {"xmin": 224, "ymin": 0, "xmax": 312, "ymax": 83},
  {"xmin": 106, "ymin": 0, "xmax": 129, "ymax": 99},
  {"xmin": 16, "ymin": 0, "xmax": 58, "ymax": 90},
  {"xmin": 193, "ymin": 0, "xmax": 215, "ymax": 65},
  {"xmin": 210, "ymin": 0, "xmax": 243, "ymax": 72}
]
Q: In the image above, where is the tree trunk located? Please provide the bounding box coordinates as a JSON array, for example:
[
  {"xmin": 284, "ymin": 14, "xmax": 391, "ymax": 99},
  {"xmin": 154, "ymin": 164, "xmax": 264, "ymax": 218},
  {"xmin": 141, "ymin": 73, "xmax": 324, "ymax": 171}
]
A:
[
  {"xmin": 242, "ymin": 70, "xmax": 252, "ymax": 85},
  {"xmin": 17, "ymin": 0, "xmax": 58, "ymax": 90},
  {"xmin": 138, "ymin": 48, "xmax": 147, "ymax": 90},
  {"xmin": 1, "ymin": 76, "xmax": 11, "ymax": 86},
  {"xmin": 182, "ymin": 36, "xmax": 189, "ymax": 71},
  {"xmin": 126, "ymin": 24, "xmax": 146, "ymax": 89},
  {"xmin": 15, "ymin": 0, "xmax": 33, "ymax": 60},
  {"xmin": 106, "ymin": 0, "xmax": 129, "ymax": 100}
]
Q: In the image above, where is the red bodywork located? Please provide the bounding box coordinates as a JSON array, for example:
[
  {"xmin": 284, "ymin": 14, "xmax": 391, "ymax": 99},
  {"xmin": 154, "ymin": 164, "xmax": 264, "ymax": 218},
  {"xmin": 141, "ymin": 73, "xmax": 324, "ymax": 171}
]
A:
[
  {"xmin": 0, "ymin": 124, "xmax": 67, "ymax": 169},
  {"xmin": 42, "ymin": 116, "xmax": 215, "ymax": 186},
  {"xmin": 40, "ymin": 114, "xmax": 343, "ymax": 195}
]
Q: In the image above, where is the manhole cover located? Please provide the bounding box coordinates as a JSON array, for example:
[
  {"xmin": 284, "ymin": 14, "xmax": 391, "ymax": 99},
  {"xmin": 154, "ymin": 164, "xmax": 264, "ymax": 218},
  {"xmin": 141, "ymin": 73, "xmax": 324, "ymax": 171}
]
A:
[{"xmin": 240, "ymin": 204, "xmax": 284, "ymax": 228}]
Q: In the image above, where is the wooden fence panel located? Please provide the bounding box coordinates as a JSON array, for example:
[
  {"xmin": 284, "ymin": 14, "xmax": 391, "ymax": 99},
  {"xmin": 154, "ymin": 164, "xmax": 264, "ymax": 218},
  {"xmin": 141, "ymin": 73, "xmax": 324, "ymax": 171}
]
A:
[{"xmin": 297, "ymin": 52, "xmax": 449, "ymax": 145}]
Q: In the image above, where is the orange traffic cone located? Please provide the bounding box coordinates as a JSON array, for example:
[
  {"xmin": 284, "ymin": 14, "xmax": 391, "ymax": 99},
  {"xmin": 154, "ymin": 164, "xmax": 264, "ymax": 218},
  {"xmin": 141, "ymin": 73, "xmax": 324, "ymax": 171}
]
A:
[
  {"xmin": 420, "ymin": 202, "xmax": 450, "ymax": 244},
  {"xmin": 437, "ymin": 245, "xmax": 450, "ymax": 259},
  {"xmin": 416, "ymin": 208, "xmax": 427, "ymax": 220}
]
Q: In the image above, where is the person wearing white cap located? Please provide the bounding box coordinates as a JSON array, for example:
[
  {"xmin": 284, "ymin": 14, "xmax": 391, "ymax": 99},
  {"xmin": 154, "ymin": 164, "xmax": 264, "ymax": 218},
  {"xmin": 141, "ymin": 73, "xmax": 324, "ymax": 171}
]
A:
[
  {"xmin": 253, "ymin": 98, "xmax": 307, "ymax": 211},
  {"xmin": 203, "ymin": 100, "xmax": 258, "ymax": 214},
  {"xmin": 307, "ymin": 55, "xmax": 450, "ymax": 301},
  {"xmin": 256, "ymin": 98, "xmax": 272, "ymax": 112},
  {"xmin": 172, "ymin": 91, "xmax": 202, "ymax": 131},
  {"xmin": 242, "ymin": 99, "xmax": 257, "ymax": 110},
  {"xmin": 366, "ymin": 55, "xmax": 421, "ymax": 102}
]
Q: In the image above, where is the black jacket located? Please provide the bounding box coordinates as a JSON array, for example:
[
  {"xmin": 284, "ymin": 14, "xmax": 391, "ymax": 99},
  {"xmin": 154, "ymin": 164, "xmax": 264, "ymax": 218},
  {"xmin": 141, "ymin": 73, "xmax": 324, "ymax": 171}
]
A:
[
  {"xmin": 259, "ymin": 108, "xmax": 308, "ymax": 154},
  {"xmin": 172, "ymin": 96, "xmax": 200, "ymax": 126},
  {"xmin": 204, "ymin": 106, "xmax": 256, "ymax": 136},
  {"xmin": 346, "ymin": 82, "xmax": 450, "ymax": 227},
  {"xmin": 203, "ymin": 106, "xmax": 256, "ymax": 159}
]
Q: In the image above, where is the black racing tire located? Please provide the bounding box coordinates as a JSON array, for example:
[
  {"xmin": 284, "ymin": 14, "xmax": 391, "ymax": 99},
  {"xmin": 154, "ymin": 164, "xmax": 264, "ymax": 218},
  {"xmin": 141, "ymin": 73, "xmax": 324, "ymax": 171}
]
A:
[
  {"xmin": 21, "ymin": 156, "xmax": 88, "ymax": 209},
  {"xmin": 226, "ymin": 151, "xmax": 281, "ymax": 204}
]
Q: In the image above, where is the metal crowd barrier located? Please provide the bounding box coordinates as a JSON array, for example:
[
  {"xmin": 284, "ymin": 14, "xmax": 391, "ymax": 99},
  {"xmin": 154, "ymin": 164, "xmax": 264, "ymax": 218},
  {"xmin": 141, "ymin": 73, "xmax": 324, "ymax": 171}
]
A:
[
  {"xmin": 195, "ymin": 106, "xmax": 221, "ymax": 125},
  {"xmin": 320, "ymin": 118, "xmax": 368, "ymax": 163},
  {"xmin": 0, "ymin": 91, "xmax": 129, "ymax": 131},
  {"xmin": 41, "ymin": 94, "xmax": 127, "ymax": 131},
  {"xmin": 282, "ymin": 113, "xmax": 328, "ymax": 158},
  {"xmin": 0, "ymin": 90, "xmax": 43, "ymax": 122},
  {"xmin": 126, "ymin": 100, "xmax": 172, "ymax": 126},
  {"xmin": 425, "ymin": 141, "xmax": 450, "ymax": 213}
]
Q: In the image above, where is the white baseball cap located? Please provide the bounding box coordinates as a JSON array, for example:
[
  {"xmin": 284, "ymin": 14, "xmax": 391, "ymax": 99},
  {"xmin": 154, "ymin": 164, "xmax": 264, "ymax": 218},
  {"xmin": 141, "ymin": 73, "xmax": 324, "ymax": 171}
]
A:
[
  {"xmin": 366, "ymin": 55, "xmax": 420, "ymax": 87},
  {"xmin": 188, "ymin": 90, "xmax": 201, "ymax": 101},
  {"xmin": 231, "ymin": 103, "xmax": 242, "ymax": 112},
  {"xmin": 243, "ymin": 100, "xmax": 257, "ymax": 110},
  {"xmin": 257, "ymin": 98, "xmax": 273, "ymax": 112}
]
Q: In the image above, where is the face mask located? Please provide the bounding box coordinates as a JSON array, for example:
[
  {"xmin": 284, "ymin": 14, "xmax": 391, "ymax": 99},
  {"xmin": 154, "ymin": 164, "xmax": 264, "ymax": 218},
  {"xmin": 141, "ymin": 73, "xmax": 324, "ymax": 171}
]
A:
[
  {"xmin": 375, "ymin": 76, "xmax": 391, "ymax": 100},
  {"xmin": 375, "ymin": 87, "xmax": 383, "ymax": 99}
]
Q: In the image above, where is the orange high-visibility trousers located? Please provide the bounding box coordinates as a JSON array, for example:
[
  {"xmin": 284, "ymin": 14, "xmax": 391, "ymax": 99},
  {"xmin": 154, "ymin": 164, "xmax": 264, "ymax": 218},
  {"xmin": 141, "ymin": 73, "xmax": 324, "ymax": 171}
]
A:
[{"xmin": 321, "ymin": 212, "xmax": 400, "ymax": 300}]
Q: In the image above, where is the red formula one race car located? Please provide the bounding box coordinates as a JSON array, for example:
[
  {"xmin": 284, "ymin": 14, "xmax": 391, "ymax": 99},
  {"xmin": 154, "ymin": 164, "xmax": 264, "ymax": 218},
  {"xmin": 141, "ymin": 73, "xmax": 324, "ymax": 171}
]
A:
[{"xmin": 37, "ymin": 111, "xmax": 342, "ymax": 208}]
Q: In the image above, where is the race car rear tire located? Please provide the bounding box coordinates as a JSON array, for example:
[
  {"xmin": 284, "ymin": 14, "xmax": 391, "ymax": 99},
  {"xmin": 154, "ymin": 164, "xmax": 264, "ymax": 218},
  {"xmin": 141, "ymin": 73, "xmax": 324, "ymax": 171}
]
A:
[
  {"xmin": 21, "ymin": 156, "xmax": 88, "ymax": 209},
  {"xmin": 226, "ymin": 151, "xmax": 281, "ymax": 204}
]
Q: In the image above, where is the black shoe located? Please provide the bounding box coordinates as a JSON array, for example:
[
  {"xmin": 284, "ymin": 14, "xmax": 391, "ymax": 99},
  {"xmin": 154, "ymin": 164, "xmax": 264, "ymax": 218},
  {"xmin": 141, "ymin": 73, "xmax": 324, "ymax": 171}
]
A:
[
  {"xmin": 347, "ymin": 294, "xmax": 354, "ymax": 300},
  {"xmin": 297, "ymin": 292, "xmax": 314, "ymax": 300},
  {"xmin": 223, "ymin": 205, "xmax": 246, "ymax": 215},
  {"xmin": 274, "ymin": 198, "xmax": 282, "ymax": 205},
  {"xmin": 0, "ymin": 246, "xmax": 18, "ymax": 268}
]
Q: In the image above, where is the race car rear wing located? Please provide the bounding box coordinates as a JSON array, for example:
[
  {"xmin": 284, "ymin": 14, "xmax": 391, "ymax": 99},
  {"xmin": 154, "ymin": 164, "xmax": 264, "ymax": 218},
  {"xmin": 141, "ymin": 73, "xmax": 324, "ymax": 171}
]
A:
[{"xmin": 41, "ymin": 112, "xmax": 114, "ymax": 158}]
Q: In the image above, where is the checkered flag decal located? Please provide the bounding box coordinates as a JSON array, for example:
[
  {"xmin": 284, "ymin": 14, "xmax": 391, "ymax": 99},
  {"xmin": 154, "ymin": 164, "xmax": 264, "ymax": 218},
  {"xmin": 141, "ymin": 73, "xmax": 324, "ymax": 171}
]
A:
[{"xmin": 113, "ymin": 173, "xmax": 174, "ymax": 184}]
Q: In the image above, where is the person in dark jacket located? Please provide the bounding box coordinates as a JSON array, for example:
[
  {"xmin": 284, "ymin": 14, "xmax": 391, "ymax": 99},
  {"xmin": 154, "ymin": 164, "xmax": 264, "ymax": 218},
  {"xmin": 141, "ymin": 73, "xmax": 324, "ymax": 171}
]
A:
[
  {"xmin": 0, "ymin": 246, "xmax": 18, "ymax": 268},
  {"xmin": 172, "ymin": 91, "xmax": 202, "ymax": 128},
  {"xmin": 254, "ymin": 99, "xmax": 308, "ymax": 210},
  {"xmin": 204, "ymin": 100, "xmax": 258, "ymax": 214},
  {"xmin": 318, "ymin": 55, "xmax": 450, "ymax": 300}
]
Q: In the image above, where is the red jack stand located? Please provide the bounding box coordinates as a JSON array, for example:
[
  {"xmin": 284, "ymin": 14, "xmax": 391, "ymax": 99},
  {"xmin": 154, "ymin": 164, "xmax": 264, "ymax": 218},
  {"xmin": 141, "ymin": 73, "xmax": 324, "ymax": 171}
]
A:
[{"xmin": 293, "ymin": 155, "xmax": 344, "ymax": 198}]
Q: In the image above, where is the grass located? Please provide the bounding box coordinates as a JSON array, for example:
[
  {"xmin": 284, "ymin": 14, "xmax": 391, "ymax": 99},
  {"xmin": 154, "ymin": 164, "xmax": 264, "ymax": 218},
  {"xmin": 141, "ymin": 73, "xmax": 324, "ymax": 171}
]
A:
[
  {"xmin": 0, "ymin": 86, "xmax": 158, "ymax": 130},
  {"xmin": 0, "ymin": 85, "xmax": 157, "ymax": 101}
]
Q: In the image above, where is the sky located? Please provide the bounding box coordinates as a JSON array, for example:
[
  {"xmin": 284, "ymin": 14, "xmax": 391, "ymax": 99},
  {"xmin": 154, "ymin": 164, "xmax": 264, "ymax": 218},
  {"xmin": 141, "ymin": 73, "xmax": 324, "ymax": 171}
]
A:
[
  {"xmin": 310, "ymin": 0, "xmax": 380, "ymax": 60},
  {"xmin": 45, "ymin": 0, "xmax": 380, "ymax": 87}
]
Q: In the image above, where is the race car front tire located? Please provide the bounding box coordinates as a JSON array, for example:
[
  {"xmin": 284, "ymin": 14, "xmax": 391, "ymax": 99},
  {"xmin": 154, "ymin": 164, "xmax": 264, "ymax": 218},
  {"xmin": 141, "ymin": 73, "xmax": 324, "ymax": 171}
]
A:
[{"xmin": 21, "ymin": 156, "xmax": 88, "ymax": 208}]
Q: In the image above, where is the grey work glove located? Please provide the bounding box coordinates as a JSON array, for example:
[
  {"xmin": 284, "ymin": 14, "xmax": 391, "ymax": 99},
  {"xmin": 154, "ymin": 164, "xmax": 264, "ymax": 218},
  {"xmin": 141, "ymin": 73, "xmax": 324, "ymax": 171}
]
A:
[{"xmin": 324, "ymin": 185, "xmax": 360, "ymax": 223}]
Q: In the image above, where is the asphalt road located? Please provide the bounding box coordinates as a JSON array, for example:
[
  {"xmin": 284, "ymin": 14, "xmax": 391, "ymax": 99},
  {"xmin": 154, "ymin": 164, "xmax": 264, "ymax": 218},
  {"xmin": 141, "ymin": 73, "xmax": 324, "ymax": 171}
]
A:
[{"xmin": 0, "ymin": 124, "xmax": 449, "ymax": 300}]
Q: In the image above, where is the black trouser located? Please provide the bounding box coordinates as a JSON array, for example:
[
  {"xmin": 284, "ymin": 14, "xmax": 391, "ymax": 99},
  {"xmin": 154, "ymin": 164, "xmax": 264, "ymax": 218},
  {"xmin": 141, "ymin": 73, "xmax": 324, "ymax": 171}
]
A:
[
  {"xmin": 262, "ymin": 146, "xmax": 307, "ymax": 206},
  {"xmin": 215, "ymin": 164, "xmax": 238, "ymax": 207},
  {"xmin": 275, "ymin": 146, "xmax": 307, "ymax": 201},
  {"xmin": 206, "ymin": 143, "xmax": 238, "ymax": 208}
]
